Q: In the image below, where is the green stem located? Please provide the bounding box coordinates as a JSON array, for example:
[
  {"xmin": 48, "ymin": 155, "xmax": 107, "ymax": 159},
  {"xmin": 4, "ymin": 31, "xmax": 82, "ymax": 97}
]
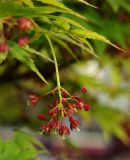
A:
[{"xmin": 45, "ymin": 34, "xmax": 62, "ymax": 103}]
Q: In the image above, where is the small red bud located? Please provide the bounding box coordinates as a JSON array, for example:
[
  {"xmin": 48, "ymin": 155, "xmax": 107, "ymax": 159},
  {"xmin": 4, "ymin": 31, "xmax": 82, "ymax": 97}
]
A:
[
  {"xmin": 83, "ymin": 104, "xmax": 91, "ymax": 111},
  {"xmin": 62, "ymin": 91, "xmax": 69, "ymax": 98},
  {"xmin": 76, "ymin": 102, "xmax": 84, "ymax": 110},
  {"xmin": 28, "ymin": 94, "xmax": 38, "ymax": 106},
  {"xmin": 0, "ymin": 43, "xmax": 8, "ymax": 53},
  {"xmin": 17, "ymin": 36, "xmax": 30, "ymax": 46},
  {"xmin": 48, "ymin": 110, "xmax": 55, "ymax": 117},
  {"xmin": 17, "ymin": 17, "xmax": 32, "ymax": 32},
  {"xmin": 81, "ymin": 86, "xmax": 87, "ymax": 93},
  {"xmin": 69, "ymin": 117, "xmax": 80, "ymax": 130},
  {"xmin": 40, "ymin": 124, "xmax": 50, "ymax": 133},
  {"xmin": 37, "ymin": 114, "xmax": 47, "ymax": 120},
  {"xmin": 73, "ymin": 95, "xmax": 84, "ymax": 102},
  {"xmin": 59, "ymin": 125, "xmax": 70, "ymax": 136}
]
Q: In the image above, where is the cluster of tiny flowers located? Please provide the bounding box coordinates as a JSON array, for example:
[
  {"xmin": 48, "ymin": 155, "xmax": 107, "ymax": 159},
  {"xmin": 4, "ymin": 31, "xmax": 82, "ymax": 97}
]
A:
[
  {"xmin": 28, "ymin": 86, "xmax": 91, "ymax": 139},
  {"xmin": 0, "ymin": 17, "xmax": 32, "ymax": 53}
]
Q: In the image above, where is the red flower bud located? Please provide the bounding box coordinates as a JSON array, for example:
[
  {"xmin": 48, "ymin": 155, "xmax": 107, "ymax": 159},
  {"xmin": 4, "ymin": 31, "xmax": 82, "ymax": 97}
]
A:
[
  {"xmin": 73, "ymin": 95, "xmax": 84, "ymax": 102},
  {"xmin": 28, "ymin": 94, "xmax": 38, "ymax": 106},
  {"xmin": 81, "ymin": 86, "xmax": 87, "ymax": 93},
  {"xmin": 48, "ymin": 110, "xmax": 55, "ymax": 117},
  {"xmin": 62, "ymin": 91, "xmax": 69, "ymax": 98},
  {"xmin": 40, "ymin": 124, "xmax": 50, "ymax": 133},
  {"xmin": 76, "ymin": 102, "xmax": 84, "ymax": 110},
  {"xmin": 83, "ymin": 104, "xmax": 91, "ymax": 111},
  {"xmin": 69, "ymin": 117, "xmax": 80, "ymax": 130},
  {"xmin": 17, "ymin": 36, "xmax": 30, "ymax": 46},
  {"xmin": 37, "ymin": 114, "xmax": 47, "ymax": 120},
  {"xmin": 59, "ymin": 125, "xmax": 70, "ymax": 136},
  {"xmin": 17, "ymin": 17, "xmax": 32, "ymax": 32},
  {"xmin": 0, "ymin": 43, "xmax": 8, "ymax": 53},
  {"xmin": 48, "ymin": 120, "xmax": 60, "ymax": 130}
]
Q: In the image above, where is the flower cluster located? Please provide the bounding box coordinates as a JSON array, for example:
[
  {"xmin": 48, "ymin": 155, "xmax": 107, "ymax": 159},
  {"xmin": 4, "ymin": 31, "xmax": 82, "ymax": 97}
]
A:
[
  {"xmin": 28, "ymin": 95, "xmax": 39, "ymax": 106},
  {"xmin": 28, "ymin": 86, "xmax": 91, "ymax": 139},
  {"xmin": 0, "ymin": 17, "xmax": 32, "ymax": 53}
]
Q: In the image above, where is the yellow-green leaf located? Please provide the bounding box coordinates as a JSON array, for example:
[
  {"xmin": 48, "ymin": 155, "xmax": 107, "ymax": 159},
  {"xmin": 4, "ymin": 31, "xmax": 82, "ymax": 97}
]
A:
[
  {"xmin": 22, "ymin": 0, "xmax": 34, "ymax": 7},
  {"xmin": 8, "ymin": 41, "xmax": 48, "ymax": 84},
  {"xmin": 37, "ymin": 0, "xmax": 86, "ymax": 20}
]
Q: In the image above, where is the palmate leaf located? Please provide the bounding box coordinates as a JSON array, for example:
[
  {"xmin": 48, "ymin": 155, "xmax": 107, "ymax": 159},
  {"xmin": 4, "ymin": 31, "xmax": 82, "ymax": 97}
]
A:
[
  {"xmin": 24, "ymin": 45, "xmax": 54, "ymax": 63},
  {"xmin": 34, "ymin": 22, "xmax": 98, "ymax": 58},
  {"xmin": 53, "ymin": 38, "xmax": 78, "ymax": 60},
  {"xmin": 37, "ymin": 0, "xmax": 86, "ymax": 20},
  {"xmin": 46, "ymin": 15, "xmax": 124, "ymax": 56},
  {"xmin": 47, "ymin": 15, "xmax": 108, "ymax": 45},
  {"xmin": 55, "ymin": 33, "xmax": 94, "ymax": 55},
  {"xmin": 0, "ymin": 3, "xmax": 51, "ymax": 17},
  {"xmin": 70, "ymin": 29, "xmax": 115, "ymax": 43},
  {"xmin": 47, "ymin": 15, "xmax": 87, "ymax": 30},
  {"xmin": 8, "ymin": 41, "xmax": 48, "ymax": 84},
  {"xmin": 0, "ymin": 1, "xmax": 85, "ymax": 19},
  {"xmin": 0, "ymin": 2, "xmax": 73, "ymax": 18},
  {"xmin": 68, "ymin": 35, "xmax": 99, "ymax": 58},
  {"xmin": 70, "ymin": 29, "xmax": 125, "ymax": 52},
  {"xmin": 0, "ymin": 1, "xmax": 123, "ymax": 56},
  {"xmin": 30, "ymin": 22, "xmax": 97, "ymax": 58}
]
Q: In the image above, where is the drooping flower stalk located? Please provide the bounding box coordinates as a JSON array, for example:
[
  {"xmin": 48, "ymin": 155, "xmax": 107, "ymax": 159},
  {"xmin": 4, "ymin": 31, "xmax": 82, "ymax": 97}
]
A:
[
  {"xmin": 28, "ymin": 86, "xmax": 91, "ymax": 138},
  {"xmin": 45, "ymin": 34, "xmax": 63, "ymax": 105}
]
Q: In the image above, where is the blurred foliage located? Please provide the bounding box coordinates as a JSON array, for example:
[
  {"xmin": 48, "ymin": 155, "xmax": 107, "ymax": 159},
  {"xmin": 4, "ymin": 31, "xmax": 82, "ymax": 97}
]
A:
[
  {"xmin": 0, "ymin": 131, "xmax": 45, "ymax": 160},
  {"xmin": 0, "ymin": 84, "xmax": 21, "ymax": 123},
  {"xmin": 64, "ymin": 0, "xmax": 130, "ymax": 54}
]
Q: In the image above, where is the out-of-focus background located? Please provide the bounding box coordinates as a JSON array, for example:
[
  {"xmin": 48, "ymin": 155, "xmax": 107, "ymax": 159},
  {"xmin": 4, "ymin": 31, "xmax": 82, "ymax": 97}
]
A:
[{"xmin": 0, "ymin": 0, "xmax": 130, "ymax": 159}]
